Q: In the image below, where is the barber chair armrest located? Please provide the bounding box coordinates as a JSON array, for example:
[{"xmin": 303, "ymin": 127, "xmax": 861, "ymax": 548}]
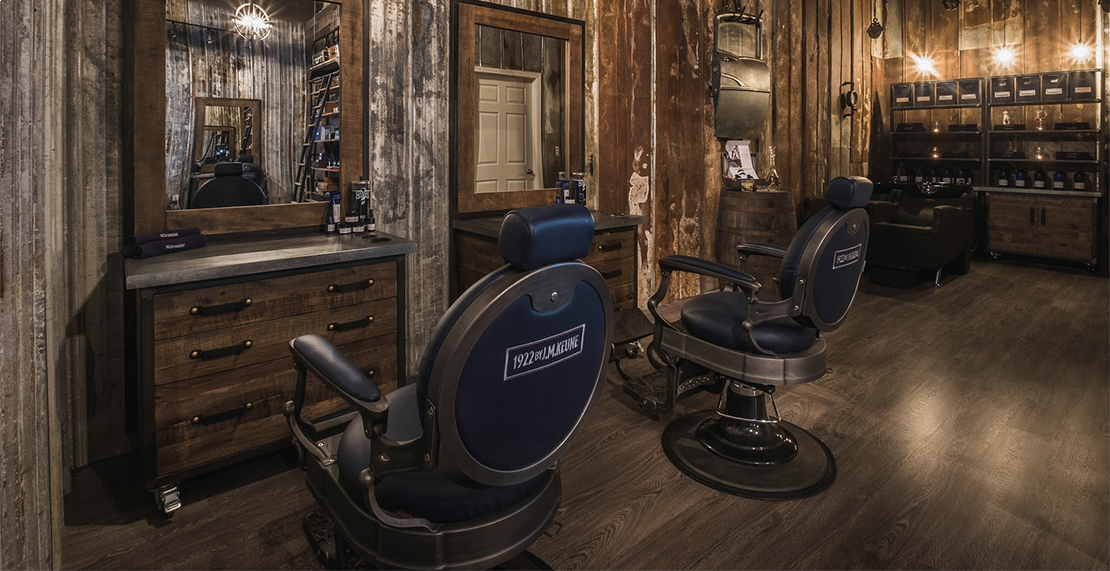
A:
[
  {"xmin": 287, "ymin": 335, "xmax": 388, "ymax": 441},
  {"xmin": 932, "ymin": 204, "xmax": 966, "ymax": 234},
  {"xmin": 866, "ymin": 200, "xmax": 897, "ymax": 223},
  {"xmin": 736, "ymin": 243, "xmax": 786, "ymax": 259},
  {"xmin": 658, "ymin": 255, "xmax": 761, "ymax": 292}
]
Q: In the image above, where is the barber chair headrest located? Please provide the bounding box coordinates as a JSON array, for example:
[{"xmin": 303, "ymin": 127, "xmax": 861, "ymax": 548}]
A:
[
  {"xmin": 213, "ymin": 162, "xmax": 245, "ymax": 177},
  {"xmin": 824, "ymin": 176, "xmax": 873, "ymax": 209},
  {"xmin": 497, "ymin": 204, "xmax": 594, "ymax": 270},
  {"xmin": 237, "ymin": 155, "xmax": 255, "ymax": 164}
]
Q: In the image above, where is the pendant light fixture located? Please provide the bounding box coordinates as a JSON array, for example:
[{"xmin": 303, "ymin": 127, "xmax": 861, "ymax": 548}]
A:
[
  {"xmin": 234, "ymin": 2, "xmax": 273, "ymax": 41},
  {"xmin": 866, "ymin": 0, "xmax": 883, "ymax": 39}
]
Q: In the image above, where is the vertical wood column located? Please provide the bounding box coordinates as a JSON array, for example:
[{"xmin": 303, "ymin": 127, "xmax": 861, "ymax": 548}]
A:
[{"xmin": 0, "ymin": 0, "xmax": 67, "ymax": 567}]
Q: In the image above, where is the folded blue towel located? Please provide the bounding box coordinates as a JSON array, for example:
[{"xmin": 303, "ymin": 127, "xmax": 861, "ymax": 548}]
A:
[
  {"xmin": 124, "ymin": 233, "xmax": 206, "ymax": 259},
  {"xmin": 125, "ymin": 227, "xmax": 201, "ymax": 248}
]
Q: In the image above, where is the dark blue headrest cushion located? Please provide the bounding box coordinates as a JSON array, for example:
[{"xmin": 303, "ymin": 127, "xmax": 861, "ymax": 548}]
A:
[
  {"xmin": 824, "ymin": 176, "xmax": 873, "ymax": 209},
  {"xmin": 237, "ymin": 155, "xmax": 255, "ymax": 164},
  {"xmin": 497, "ymin": 204, "xmax": 594, "ymax": 270},
  {"xmin": 214, "ymin": 162, "xmax": 245, "ymax": 177}
]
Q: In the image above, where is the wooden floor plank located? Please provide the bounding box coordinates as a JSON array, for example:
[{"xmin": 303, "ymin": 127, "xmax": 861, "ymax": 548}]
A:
[{"xmin": 62, "ymin": 260, "xmax": 1109, "ymax": 570}]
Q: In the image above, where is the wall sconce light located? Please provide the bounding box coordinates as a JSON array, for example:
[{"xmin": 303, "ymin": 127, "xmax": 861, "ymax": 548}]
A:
[
  {"xmin": 1070, "ymin": 44, "xmax": 1092, "ymax": 62},
  {"xmin": 994, "ymin": 47, "xmax": 1015, "ymax": 66},
  {"xmin": 912, "ymin": 54, "xmax": 937, "ymax": 76},
  {"xmin": 867, "ymin": 18, "xmax": 884, "ymax": 39},
  {"xmin": 234, "ymin": 2, "xmax": 272, "ymax": 41}
]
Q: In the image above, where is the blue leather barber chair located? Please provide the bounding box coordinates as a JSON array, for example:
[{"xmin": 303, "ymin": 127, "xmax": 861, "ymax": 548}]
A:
[
  {"xmin": 285, "ymin": 204, "xmax": 613, "ymax": 569},
  {"xmin": 644, "ymin": 176, "xmax": 871, "ymax": 499},
  {"xmin": 190, "ymin": 161, "xmax": 267, "ymax": 209}
]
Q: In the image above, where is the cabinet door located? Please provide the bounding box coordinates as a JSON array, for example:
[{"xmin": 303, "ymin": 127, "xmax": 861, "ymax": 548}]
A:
[
  {"xmin": 1037, "ymin": 197, "xmax": 1097, "ymax": 263},
  {"xmin": 988, "ymin": 194, "xmax": 1038, "ymax": 256}
]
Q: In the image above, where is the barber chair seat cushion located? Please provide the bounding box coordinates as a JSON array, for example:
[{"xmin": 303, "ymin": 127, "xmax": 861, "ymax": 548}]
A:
[
  {"xmin": 337, "ymin": 409, "xmax": 545, "ymax": 524},
  {"xmin": 680, "ymin": 291, "xmax": 816, "ymax": 354}
]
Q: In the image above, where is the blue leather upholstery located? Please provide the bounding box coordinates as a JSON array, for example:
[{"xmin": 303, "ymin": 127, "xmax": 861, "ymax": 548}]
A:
[
  {"xmin": 498, "ymin": 204, "xmax": 593, "ymax": 270},
  {"xmin": 337, "ymin": 413, "xmax": 544, "ymax": 524},
  {"xmin": 824, "ymin": 175, "xmax": 873, "ymax": 209},
  {"xmin": 780, "ymin": 176, "xmax": 872, "ymax": 298},
  {"xmin": 680, "ymin": 291, "xmax": 816, "ymax": 353},
  {"xmin": 292, "ymin": 335, "xmax": 382, "ymax": 403}
]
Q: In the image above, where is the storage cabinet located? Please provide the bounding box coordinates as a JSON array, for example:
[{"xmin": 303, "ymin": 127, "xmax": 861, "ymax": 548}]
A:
[
  {"xmin": 126, "ymin": 233, "xmax": 416, "ymax": 514},
  {"xmin": 986, "ymin": 193, "xmax": 1098, "ymax": 267}
]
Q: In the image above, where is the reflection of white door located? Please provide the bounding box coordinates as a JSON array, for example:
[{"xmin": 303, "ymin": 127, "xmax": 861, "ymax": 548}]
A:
[{"xmin": 475, "ymin": 68, "xmax": 542, "ymax": 193}]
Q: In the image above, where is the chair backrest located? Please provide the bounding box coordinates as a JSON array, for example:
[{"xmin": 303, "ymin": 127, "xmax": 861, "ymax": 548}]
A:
[
  {"xmin": 190, "ymin": 162, "xmax": 267, "ymax": 209},
  {"xmin": 779, "ymin": 176, "xmax": 872, "ymax": 331},
  {"xmin": 419, "ymin": 204, "xmax": 612, "ymax": 487},
  {"xmin": 237, "ymin": 157, "xmax": 266, "ymax": 192}
]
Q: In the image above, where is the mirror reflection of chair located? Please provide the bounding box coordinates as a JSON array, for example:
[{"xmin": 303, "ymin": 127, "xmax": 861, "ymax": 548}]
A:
[
  {"xmin": 189, "ymin": 162, "xmax": 267, "ymax": 209},
  {"xmin": 286, "ymin": 204, "xmax": 613, "ymax": 569},
  {"xmin": 643, "ymin": 176, "xmax": 872, "ymax": 500}
]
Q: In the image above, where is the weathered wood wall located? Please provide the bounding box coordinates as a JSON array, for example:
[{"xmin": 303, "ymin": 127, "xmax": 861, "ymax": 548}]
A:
[
  {"xmin": 598, "ymin": 0, "xmax": 882, "ymax": 301},
  {"xmin": 165, "ymin": 0, "xmax": 308, "ymax": 208},
  {"xmin": 1, "ymin": 0, "xmax": 69, "ymax": 566}
]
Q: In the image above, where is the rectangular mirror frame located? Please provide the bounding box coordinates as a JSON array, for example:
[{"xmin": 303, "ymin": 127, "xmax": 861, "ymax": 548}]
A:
[
  {"xmin": 455, "ymin": 1, "xmax": 584, "ymax": 215},
  {"xmin": 193, "ymin": 97, "xmax": 261, "ymax": 166},
  {"xmin": 127, "ymin": 0, "xmax": 364, "ymax": 236}
]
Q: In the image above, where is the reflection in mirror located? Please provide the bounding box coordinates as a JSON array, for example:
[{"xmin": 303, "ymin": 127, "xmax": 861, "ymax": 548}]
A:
[
  {"xmin": 164, "ymin": 0, "xmax": 340, "ymax": 210},
  {"xmin": 473, "ymin": 25, "xmax": 565, "ymax": 193}
]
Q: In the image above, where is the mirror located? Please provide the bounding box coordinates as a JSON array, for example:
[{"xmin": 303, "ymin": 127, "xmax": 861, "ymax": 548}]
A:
[
  {"xmin": 456, "ymin": 2, "xmax": 584, "ymax": 214},
  {"xmin": 129, "ymin": 0, "xmax": 365, "ymax": 235}
]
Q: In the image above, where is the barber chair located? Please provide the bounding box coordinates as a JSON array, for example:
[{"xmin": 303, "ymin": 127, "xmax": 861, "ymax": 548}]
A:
[
  {"xmin": 285, "ymin": 204, "xmax": 612, "ymax": 569},
  {"xmin": 633, "ymin": 176, "xmax": 871, "ymax": 499},
  {"xmin": 865, "ymin": 181, "xmax": 973, "ymax": 287},
  {"xmin": 236, "ymin": 155, "xmax": 267, "ymax": 193},
  {"xmin": 189, "ymin": 161, "xmax": 267, "ymax": 209}
]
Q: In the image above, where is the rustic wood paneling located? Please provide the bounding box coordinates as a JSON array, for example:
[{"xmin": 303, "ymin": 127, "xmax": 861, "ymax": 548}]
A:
[{"xmin": 0, "ymin": 0, "xmax": 68, "ymax": 566}]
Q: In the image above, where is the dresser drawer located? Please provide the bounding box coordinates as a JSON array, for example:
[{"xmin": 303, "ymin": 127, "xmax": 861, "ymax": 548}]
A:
[
  {"xmin": 154, "ymin": 336, "xmax": 398, "ymax": 477},
  {"xmin": 152, "ymin": 262, "xmax": 398, "ymax": 341},
  {"xmin": 583, "ymin": 230, "xmax": 635, "ymax": 266},
  {"xmin": 154, "ymin": 298, "xmax": 397, "ymax": 386}
]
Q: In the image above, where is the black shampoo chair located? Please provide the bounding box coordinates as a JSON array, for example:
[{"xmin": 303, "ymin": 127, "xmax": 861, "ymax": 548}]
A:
[
  {"xmin": 189, "ymin": 161, "xmax": 267, "ymax": 209},
  {"xmin": 866, "ymin": 182, "xmax": 973, "ymax": 287},
  {"xmin": 646, "ymin": 176, "xmax": 871, "ymax": 499},
  {"xmin": 286, "ymin": 204, "xmax": 612, "ymax": 569}
]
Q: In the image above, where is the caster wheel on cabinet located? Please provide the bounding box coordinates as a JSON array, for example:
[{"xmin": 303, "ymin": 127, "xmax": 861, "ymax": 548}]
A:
[{"xmin": 155, "ymin": 484, "xmax": 181, "ymax": 518}]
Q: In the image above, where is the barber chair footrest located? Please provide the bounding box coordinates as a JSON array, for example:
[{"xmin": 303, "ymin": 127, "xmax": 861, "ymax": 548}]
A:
[{"xmin": 662, "ymin": 411, "xmax": 836, "ymax": 500}]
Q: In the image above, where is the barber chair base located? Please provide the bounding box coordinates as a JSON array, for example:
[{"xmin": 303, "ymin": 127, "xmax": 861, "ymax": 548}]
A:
[
  {"xmin": 303, "ymin": 509, "xmax": 552, "ymax": 570},
  {"xmin": 662, "ymin": 412, "xmax": 836, "ymax": 500}
]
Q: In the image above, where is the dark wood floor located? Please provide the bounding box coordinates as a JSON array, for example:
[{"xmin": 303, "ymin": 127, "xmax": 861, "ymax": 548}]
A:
[{"xmin": 62, "ymin": 260, "xmax": 1109, "ymax": 570}]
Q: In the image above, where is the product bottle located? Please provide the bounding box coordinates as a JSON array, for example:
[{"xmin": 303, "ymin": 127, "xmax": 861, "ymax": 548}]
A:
[
  {"xmin": 997, "ymin": 168, "xmax": 1009, "ymax": 187},
  {"xmin": 572, "ymin": 172, "xmax": 586, "ymax": 205},
  {"xmin": 914, "ymin": 167, "xmax": 924, "ymax": 183},
  {"xmin": 1033, "ymin": 168, "xmax": 1047, "ymax": 189},
  {"xmin": 1073, "ymin": 170, "xmax": 1086, "ymax": 191},
  {"xmin": 941, "ymin": 168, "xmax": 953, "ymax": 184},
  {"xmin": 1053, "ymin": 168, "xmax": 1066, "ymax": 190},
  {"xmin": 326, "ymin": 215, "xmax": 336, "ymax": 235},
  {"xmin": 555, "ymin": 171, "xmax": 568, "ymax": 204},
  {"xmin": 561, "ymin": 173, "xmax": 573, "ymax": 203},
  {"xmin": 1013, "ymin": 169, "xmax": 1027, "ymax": 188},
  {"xmin": 926, "ymin": 167, "xmax": 938, "ymax": 182},
  {"xmin": 954, "ymin": 169, "xmax": 966, "ymax": 185},
  {"xmin": 345, "ymin": 210, "xmax": 364, "ymax": 234},
  {"xmin": 367, "ymin": 209, "xmax": 377, "ymax": 232},
  {"xmin": 898, "ymin": 164, "xmax": 910, "ymax": 183}
]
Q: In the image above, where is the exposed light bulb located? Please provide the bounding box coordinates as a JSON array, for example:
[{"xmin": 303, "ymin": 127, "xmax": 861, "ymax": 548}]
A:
[
  {"xmin": 1070, "ymin": 44, "xmax": 1092, "ymax": 61},
  {"xmin": 995, "ymin": 47, "xmax": 1015, "ymax": 65},
  {"xmin": 911, "ymin": 53, "xmax": 937, "ymax": 76},
  {"xmin": 234, "ymin": 3, "xmax": 272, "ymax": 41}
]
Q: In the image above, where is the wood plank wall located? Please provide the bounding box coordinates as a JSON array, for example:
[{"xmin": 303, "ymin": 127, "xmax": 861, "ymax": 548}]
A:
[
  {"xmin": 598, "ymin": 0, "xmax": 881, "ymax": 301},
  {"xmin": 880, "ymin": 0, "xmax": 1106, "ymax": 260},
  {"xmin": 0, "ymin": 0, "xmax": 69, "ymax": 566},
  {"xmin": 165, "ymin": 0, "xmax": 308, "ymax": 208}
]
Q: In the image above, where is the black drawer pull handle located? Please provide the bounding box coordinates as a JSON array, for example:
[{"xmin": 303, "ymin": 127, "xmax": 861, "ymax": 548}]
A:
[
  {"xmin": 190, "ymin": 298, "xmax": 252, "ymax": 316},
  {"xmin": 597, "ymin": 242, "xmax": 623, "ymax": 252},
  {"xmin": 1029, "ymin": 207, "xmax": 1035, "ymax": 225},
  {"xmin": 327, "ymin": 279, "xmax": 375, "ymax": 293},
  {"xmin": 190, "ymin": 340, "xmax": 252, "ymax": 361},
  {"xmin": 601, "ymin": 269, "xmax": 623, "ymax": 280},
  {"xmin": 328, "ymin": 316, "xmax": 374, "ymax": 332},
  {"xmin": 191, "ymin": 402, "xmax": 253, "ymax": 425},
  {"xmin": 1041, "ymin": 207, "xmax": 1046, "ymax": 226}
]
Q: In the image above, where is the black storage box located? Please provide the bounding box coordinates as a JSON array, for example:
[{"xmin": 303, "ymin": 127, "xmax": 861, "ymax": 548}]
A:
[
  {"xmin": 989, "ymin": 76, "xmax": 1016, "ymax": 104},
  {"xmin": 1016, "ymin": 75, "xmax": 1041, "ymax": 103},
  {"xmin": 914, "ymin": 82, "xmax": 935, "ymax": 107},
  {"xmin": 892, "ymin": 83, "xmax": 914, "ymax": 108},
  {"xmin": 1069, "ymin": 70, "xmax": 1099, "ymax": 101},
  {"xmin": 958, "ymin": 78, "xmax": 982, "ymax": 106},
  {"xmin": 935, "ymin": 81, "xmax": 958, "ymax": 105},
  {"xmin": 1041, "ymin": 72, "xmax": 1069, "ymax": 102}
]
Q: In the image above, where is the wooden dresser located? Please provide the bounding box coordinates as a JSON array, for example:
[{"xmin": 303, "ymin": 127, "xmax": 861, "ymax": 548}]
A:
[
  {"xmin": 452, "ymin": 212, "xmax": 647, "ymax": 310},
  {"xmin": 983, "ymin": 189, "xmax": 1100, "ymax": 270},
  {"xmin": 125, "ymin": 233, "xmax": 417, "ymax": 514}
]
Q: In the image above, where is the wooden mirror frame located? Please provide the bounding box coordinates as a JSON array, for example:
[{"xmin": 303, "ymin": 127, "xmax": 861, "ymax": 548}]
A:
[
  {"xmin": 454, "ymin": 1, "xmax": 584, "ymax": 215},
  {"xmin": 127, "ymin": 0, "xmax": 365, "ymax": 236},
  {"xmin": 193, "ymin": 97, "xmax": 261, "ymax": 165}
]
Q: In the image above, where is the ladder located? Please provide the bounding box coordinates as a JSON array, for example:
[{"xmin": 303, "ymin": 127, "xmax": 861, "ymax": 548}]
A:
[{"xmin": 294, "ymin": 70, "xmax": 338, "ymax": 202}]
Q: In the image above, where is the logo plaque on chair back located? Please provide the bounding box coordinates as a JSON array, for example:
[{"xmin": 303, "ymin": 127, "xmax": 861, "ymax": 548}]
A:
[
  {"xmin": 832, "ymin": 244, "xmax": 862, "ymax": 269},
  {"xmin": 504, "ymin": 324, "xmax": 586, "ymax": 381}
]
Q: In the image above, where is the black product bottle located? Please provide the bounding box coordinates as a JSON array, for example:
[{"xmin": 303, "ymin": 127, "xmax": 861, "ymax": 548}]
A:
[
  {"xmin": 1013, "ymin": 169, "xmax": 1027, "ymax": 188},
  {"xmin": 1073, "ymin": 169, "xmax": 1086, "ymax": 191},
  {"xmin": 898, "ymin": 164, "xmax": 910, "ymax": 182},
  {"xmin": 1033, "ymin": 168, "xmax": 1047, "ymax": 189},
  {"xmin": 555, "ymin": 171, "xmax": 567, "ymax": 204},
  {"xmin": 997, "ymin": 167, "xmax": 1009, "ymax": 187},
  {"xmin": 941, "ymin": 168, "xmax": 953, "ymax": 184},
  {"xmin": 914, "ymin": 167, "xmax": 924, "ymax": 183},
  {"xmin": 1053, "ymin": 168, "xmax": 1066, "ymax": 190}
]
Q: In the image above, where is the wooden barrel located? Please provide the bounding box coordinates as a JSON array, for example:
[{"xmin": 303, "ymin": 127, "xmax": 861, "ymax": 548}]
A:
[{"xmin": 716, "ymin": 189, "xmax": 797, "ymax": 295}]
